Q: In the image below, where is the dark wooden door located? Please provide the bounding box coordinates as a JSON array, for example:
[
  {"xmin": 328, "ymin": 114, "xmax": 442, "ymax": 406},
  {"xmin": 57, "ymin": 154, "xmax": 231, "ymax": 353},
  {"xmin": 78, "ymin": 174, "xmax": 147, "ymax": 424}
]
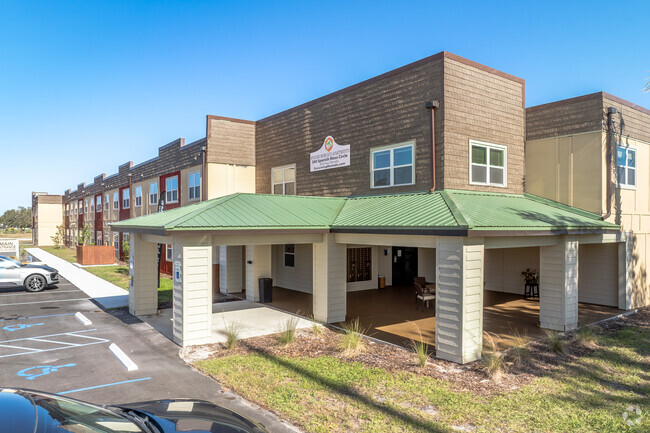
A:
[{"xmin": 392, "ymin": 247, "xmax": 418, "ymax": 286}]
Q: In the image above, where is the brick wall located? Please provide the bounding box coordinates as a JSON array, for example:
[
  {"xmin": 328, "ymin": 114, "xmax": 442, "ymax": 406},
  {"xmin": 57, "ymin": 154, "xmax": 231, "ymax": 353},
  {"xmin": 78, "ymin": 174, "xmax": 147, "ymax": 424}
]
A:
[
  {"xmin": 442, "ymin": 55, "xmax": 525, "ymax": 193},
  {"xmin": 255, "ymin": 54, "xmax": 444, "ymax": 196}
]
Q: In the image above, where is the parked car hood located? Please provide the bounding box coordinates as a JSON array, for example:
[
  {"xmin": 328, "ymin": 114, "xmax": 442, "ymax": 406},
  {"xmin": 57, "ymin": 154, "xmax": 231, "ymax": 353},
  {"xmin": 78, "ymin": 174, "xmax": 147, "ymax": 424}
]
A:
[
  {"xmin": 116, "ymin": 399, "xmax": 269, "ymax": 433},
  {"xmin": 21, "ymin": 264, "xmax": 56, "ymax": 272}
]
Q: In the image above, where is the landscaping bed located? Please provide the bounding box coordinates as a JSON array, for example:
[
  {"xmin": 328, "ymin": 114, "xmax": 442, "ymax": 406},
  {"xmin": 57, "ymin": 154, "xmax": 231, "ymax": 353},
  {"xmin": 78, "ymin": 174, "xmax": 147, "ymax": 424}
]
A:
[{"xmin": 187, "ymin": 308, "xmax": 649, "ymax": 433}]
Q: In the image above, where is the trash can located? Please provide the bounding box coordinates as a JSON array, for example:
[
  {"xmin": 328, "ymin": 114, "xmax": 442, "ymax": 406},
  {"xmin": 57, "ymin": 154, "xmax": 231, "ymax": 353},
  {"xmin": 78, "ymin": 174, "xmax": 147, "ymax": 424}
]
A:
[
  {"xmin": 378, "ymin": 275, "xmax": 386, "ymax": 289},
  {"xmin": 259, "ymin": 277, "xmax": 273, "ymax": 303}
]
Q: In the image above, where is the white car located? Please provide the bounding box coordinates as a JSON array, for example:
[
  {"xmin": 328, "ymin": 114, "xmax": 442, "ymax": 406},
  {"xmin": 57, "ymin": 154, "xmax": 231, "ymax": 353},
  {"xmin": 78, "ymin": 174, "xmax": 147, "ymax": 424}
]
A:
[{"xmin": 0, "ymin": 255, "xmax": 59, "ymax": 292}]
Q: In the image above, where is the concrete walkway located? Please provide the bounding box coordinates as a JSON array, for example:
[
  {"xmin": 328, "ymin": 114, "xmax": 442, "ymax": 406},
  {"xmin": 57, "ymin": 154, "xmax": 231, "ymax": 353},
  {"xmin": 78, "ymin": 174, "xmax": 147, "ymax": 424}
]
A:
[
  {"xmin": 143, "ymin": 299, "xmax": 316, "ymax": 344},
  {"xmin": 26, "ymin": 248, "xmax": 129, "ymax": 309}
]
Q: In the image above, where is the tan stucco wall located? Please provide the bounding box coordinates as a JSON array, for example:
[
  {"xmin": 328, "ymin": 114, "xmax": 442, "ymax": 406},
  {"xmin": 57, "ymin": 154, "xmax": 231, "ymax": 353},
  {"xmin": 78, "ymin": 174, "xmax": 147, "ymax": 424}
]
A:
[
  {"xmin": 206, "ymin": 163, "xmax": 255, "ymax": 199},
  {"xmin": 36, "ymin": 202, "xmax": 63, "ymax": 246},
  {"xmin": 525, "ymin": 131, "xmax": 603, "ymax": 214}
]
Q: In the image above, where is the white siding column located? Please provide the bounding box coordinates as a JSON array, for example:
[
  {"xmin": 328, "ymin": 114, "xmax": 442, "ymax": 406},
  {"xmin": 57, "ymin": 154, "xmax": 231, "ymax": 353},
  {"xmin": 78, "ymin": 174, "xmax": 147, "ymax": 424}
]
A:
[
  {"xmin": 219, "ymin": 245, "xmax": 243, "ymax": 294},
  {"xmin": 313, "ymin": 233, "xmax": 346, "ymax": 323},
  {"xmin": 618, "ymin": 232, "xmax": 633, "ymax": 310},
  {"xmin": 435, "ymin": 237, "xmax": 484, "ymax": 364},
  {"xmin": 172, "ymin": 237, "xmax": 213, "ymax": 347},
  {"xmin": 128, "ymin": 233, "xmax": 158, "ymax": 316},
  {"xmin": 539, "ymin": 236, "xmax": 579, "ymax": 331},
  {"xmin": 245, "ymin": 245, "xmax": 272, "ymax": 302}
]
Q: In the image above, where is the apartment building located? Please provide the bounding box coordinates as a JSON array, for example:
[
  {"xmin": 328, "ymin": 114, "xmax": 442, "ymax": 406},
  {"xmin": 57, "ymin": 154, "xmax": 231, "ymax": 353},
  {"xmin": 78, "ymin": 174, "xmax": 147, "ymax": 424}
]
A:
[{"xmin": 34, "ymin": 51, "xmax": 648, "ymax": 363}]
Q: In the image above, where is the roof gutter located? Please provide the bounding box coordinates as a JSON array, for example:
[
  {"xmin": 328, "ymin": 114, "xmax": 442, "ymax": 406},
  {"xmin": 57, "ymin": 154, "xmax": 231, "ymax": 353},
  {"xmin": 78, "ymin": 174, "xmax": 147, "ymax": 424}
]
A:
[{"xmin": 425, "ymin": 100, "xmax": 440, "ymax": 192}]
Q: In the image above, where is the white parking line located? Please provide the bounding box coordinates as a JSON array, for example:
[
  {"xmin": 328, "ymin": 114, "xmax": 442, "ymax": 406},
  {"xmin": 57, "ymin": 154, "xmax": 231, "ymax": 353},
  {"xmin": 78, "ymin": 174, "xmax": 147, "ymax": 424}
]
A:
[
  {"xmin": 0, "ymin": 298, "xmax": 89, "ymax": 307},
  {"xmin": 109, "ymin": 343, "xmax": 138, "ymax": 371},
  {"xmin": 0, "ymin": 290, "xmax": 80, "ymax": 297},
  {"xmin": 0, "ymin": 329, "xmax": 110, "ymax": 358}
]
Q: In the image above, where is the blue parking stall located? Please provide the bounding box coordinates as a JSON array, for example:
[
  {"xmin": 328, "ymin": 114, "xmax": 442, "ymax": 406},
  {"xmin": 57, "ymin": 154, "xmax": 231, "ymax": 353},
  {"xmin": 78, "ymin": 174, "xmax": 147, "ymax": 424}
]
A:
[
  {"xmin": 3, "ymin": 322, "xmax": 45, "ymax": 332},
  {"xmin": 56, "ymin": 377, "xmax": 153, "ymax": 395}
]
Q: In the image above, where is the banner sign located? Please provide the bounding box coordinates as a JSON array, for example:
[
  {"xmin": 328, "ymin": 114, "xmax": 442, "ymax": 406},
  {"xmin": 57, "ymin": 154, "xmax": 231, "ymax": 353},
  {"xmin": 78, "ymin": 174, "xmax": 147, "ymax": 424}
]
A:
[
  {"xmin": 0, "ymin": 239, "xmax": 20, "ymax": 258},
  {"xmin": 156, "ymin": 192, "xmax": 166, "ymax": 288},
  {"xmin": 310, "ymin": 136, "xmax": 350, "ymax": 172}
]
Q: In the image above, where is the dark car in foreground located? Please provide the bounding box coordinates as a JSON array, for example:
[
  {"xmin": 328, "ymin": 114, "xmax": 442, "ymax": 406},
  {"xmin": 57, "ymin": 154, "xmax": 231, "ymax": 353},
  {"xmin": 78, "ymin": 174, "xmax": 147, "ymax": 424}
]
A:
[{"xmin": 0, "ymin": 388, "xmax": 269, "ymax": 433}]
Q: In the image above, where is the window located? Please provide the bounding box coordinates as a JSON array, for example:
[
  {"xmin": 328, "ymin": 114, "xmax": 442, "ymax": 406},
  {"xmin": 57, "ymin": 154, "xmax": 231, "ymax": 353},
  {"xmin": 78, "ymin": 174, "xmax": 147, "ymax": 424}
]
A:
[
  {"xmin": 149, "ymin": 182, "xmax": 158, "ymax": 206},
  {"xmin": 90, "ymin": 201, "xmax": 94, "ymax": 213},
  {"xmin": 96, "ymin": 231, "xmax": 102, "ymax": 246},
  {"xmin": 166, "ymin": 176, "xmax": 178, "ymax": 203},
  {"xmin": 272, "ymin": 165, "xmax": 296, "ymax": 195},
  {"xmin": 347, "ymin": 248, "xmax": 372, "ymax": 282},
  {"xmin": 371, "ymin": 141, "xmax": 415, "ymax": 188},
  {"xmin": 105, "ymin": 194, "xmax": 109, "ymax": 211},
  {"xmin": 135, "ymin": 186, "xmax": 142, "ymax": 207},
  {"xmin": 166, "ymin": 244, "xmax": 173, "ymax": 261},
  {"xmin": 96, "ymin": 196, "xmax": 101, "ymax": 213},
  {"xmin": 104, "ymin": 232, "xmax": 109, "ymax": 246},
  {"xmin": 113, "ymin": 192, "xmax": 119, "ymax": 210},
  {"xmin": 617, "ymin": 145, "xmax": 636, "ymax": 188},
  {"xmin": 469, "ymin": 140, "xmax": 507, "ymax": 187},
  {"xmin": 114, "ymin": 234, "xmax": 119, "ymax": 259},
  {"xmin": 188, "ymin": 171, "xmax": 201, "ymax": 200},
  {"xmin": 283, "ymin": 244, "xmax": 295, "ymax": 267},
  {"xmin": 84, "ymin": 200, "xmax": 88, "ymax": 214},
  {"xmin": 122, "ymin": 189, "xmax": 130, "ymax": 209}
]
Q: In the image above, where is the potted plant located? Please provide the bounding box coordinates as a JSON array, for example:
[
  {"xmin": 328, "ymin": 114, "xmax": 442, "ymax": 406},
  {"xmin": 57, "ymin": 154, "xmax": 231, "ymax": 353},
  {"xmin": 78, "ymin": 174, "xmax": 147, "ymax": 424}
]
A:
[{"xmin": 521, "ymin": 268, "xmax": 539, "ymax": 285}]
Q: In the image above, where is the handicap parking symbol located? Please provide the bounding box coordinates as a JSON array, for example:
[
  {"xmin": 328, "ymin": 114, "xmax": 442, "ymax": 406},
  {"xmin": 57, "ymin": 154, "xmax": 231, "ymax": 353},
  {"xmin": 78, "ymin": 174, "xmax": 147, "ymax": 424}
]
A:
[
  {"xmin": 17, "ymin": 363, "xmax": 76, "ymax": 380},
  {"xmin": 3, "ymin": 323, "xmax": 45, "ymax": 332}
]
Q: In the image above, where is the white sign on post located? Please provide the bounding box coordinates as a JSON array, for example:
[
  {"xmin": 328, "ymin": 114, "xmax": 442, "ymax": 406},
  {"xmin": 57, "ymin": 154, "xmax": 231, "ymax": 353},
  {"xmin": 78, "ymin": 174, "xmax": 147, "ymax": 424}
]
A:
[
  {"xmin": 0, "ymin": 239, "xmax": 20, "ymax": 258},
  {"xmin": 310, "ymin": 136, "xmax": 350, "ymax": 172}
]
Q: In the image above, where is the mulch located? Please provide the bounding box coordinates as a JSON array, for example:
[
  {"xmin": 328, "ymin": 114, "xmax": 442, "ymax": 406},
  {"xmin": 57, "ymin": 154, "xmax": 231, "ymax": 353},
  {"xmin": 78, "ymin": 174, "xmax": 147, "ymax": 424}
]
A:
[{"xmin": 183, "ymin": 307, "xmax": 649, "ymax": 396}]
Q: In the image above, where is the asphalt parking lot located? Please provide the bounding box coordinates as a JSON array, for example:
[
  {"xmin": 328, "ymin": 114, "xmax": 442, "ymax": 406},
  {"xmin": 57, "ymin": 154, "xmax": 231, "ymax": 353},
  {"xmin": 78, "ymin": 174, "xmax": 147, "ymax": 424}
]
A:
[{"xmin": 0, "ymin": 276, "xmax": 298, "ymax": 433}]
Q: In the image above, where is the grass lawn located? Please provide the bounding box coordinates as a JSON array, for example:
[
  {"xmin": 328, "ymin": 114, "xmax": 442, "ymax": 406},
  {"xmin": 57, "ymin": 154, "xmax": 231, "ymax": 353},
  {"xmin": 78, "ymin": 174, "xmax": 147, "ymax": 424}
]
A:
[
  {"xmin": 196, "ymin": 323, "xmax": 649, "ymax": 433},
  {"xmin": 38, "ymin": 246, "xmax": 172, "ymax": 305}
]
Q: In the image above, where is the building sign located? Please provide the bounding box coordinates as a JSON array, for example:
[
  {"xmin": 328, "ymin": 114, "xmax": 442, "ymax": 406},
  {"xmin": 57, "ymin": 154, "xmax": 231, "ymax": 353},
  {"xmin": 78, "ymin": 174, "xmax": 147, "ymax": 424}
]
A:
[
  {"xmin": 174, "ymin": 261, "xmax": 182, "ymax": 284},
  {"xmin": 0, "ymin": 239, "xmax": 20, "ymax": 258},
  {"xmin": 310, "ymin": 136, "xmax": 350, "ymax": 172}
]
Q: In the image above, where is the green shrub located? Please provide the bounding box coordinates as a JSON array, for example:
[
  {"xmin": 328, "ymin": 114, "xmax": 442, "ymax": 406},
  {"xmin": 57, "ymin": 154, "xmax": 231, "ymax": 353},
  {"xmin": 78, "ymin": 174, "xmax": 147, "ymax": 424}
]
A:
[
  {"xmin": 544, "ymin": 329, "xmax": 565, "ymax": 354},
  {"xmin": 339, "ymin": 318, "xmax": 366, "ymax": 355},
  {"xmin": 278, "ymin": 316, "xmax": 299, "ymax": 346},
  {"xmin": 224, "ymin": 320, "xmax": 242, "ymax": 350}
]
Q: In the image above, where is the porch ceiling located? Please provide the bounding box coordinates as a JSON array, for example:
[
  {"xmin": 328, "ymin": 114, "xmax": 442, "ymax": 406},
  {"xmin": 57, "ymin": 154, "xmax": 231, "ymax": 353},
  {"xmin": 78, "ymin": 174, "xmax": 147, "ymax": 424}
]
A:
[{"xmin": 110, "ymin": 190, "xmax": 619, "ymax": 236}]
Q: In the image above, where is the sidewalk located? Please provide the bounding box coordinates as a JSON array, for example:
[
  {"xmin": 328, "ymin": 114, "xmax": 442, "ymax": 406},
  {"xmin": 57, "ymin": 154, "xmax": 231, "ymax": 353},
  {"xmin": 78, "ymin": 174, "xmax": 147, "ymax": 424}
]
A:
[{"xmin": 26, "ymin": 248, "xmax": 129, "ymax": 309}]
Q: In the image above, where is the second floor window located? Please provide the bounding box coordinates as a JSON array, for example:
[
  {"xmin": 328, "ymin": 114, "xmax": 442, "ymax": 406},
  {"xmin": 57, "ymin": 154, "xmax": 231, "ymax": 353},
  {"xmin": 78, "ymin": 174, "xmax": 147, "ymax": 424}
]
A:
[
  {"xmin": 135, "ymin": 186, "xmax": 142, "ymax": 207},
  {"xmin": 122, "ymin": 189, "xmax": 130, "ymax": 209},
  {"xmin": 104, "ymin": 194, "xmax": 109, "ymax": 211},
  {"xmin": 84, "ymin": 200, "xmax": 88, "ymax": 214},
  {"xmin": 96, "ymin": 196, "xmax": 101, "ymax": 213},
  {"xmin": 371, "ymin": 142, "xmax": 415, "ymax": 188},
  {"xmin": 113, "ymin": 192, "xmax": 118, "ymax": 210},
  {"xmin": 166, "ymin": 176, "xmax": 179, "ymax": 203},
  {"xmin": 470, "ymin": 140, "xmax": 506, "ymax": 187},
  {"xmin": 617, "ymin": 146, "xmax": 636, "ymax": 188},
  {"xmin": 188, "ymin": 171, "xmax": 201, "ymax": 200},
  {"xmin": 272, "ymin": 165, "xmax": 296, "ymax": 195},
  {"xmin": 149, "ymin": 182, "xmax": 158, "ymax": 205}
]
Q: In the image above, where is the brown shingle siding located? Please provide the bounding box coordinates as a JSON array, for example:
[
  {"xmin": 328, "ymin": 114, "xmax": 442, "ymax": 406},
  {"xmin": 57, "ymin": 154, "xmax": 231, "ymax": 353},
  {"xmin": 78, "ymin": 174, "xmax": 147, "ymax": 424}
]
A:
[
  {"xmin": 442, "ymin": 57, "xmax": 525, "ymax": 194},
  {"xmin": 526, "ymin": 93, "xmax": 604, "ymax": 141}
]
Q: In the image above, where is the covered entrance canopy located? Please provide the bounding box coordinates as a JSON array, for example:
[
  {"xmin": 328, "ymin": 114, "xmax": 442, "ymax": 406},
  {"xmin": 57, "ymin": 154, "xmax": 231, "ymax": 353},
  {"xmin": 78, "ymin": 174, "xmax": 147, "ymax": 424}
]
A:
[{"xmin": 111, "ymin": 189, "xmax": 624, "ymax": 364}]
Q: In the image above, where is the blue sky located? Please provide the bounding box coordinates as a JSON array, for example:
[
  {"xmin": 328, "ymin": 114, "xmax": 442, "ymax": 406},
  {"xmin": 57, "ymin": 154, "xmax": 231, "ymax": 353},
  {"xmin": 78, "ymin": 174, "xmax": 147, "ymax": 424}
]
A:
[{"xmin": 0, "ymin": 0, "xmax": 648, "ymax": 214}]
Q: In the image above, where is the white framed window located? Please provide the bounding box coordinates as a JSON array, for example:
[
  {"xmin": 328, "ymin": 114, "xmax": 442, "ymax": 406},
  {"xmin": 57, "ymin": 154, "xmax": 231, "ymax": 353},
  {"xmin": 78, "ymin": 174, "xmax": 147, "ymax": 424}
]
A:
[
  {"xmin": 104, "ymin": 232, "xmax": 109, "ymax": 246},
  {"xmin": 284, "ymin": 244, "xmax": 295, "ymax": 267},
  {"xmin": 272, "ymin": 165, "xmax": 296, "ymax": 195},
  {"xmin": 113, "ymin": 233, "xmax": 119, "ymax": 259},
  {"xmin": 166, "ymin": 176, "xmax": 178, "ymax": 203},
  {"xmin": 105, "ymin": 194, "xmax": 109, "ymax": 211},
  {"xmin": 113, "ymin": 192, "xmax": 119, "ymax": 210},
  {"xmin": 166, "ymin": 244, "xmax": 173, "ymax": 261},
  {"xmin": 188, "ymin": 171, "xmax": 201, "ymax": 200},
  {"xmin": 469, "ymin": 140, "xmax": 507, "ymax": 187},
  {"xmin": 149, "ymin": 182, "xmax": 158, "ymax": 206},
  {"xmin": 135, "ymin": 186, "xmax": 142, "ymax": 207},
  {"xmin": 96, "ymin": 231, "xmax": 102, "ymax": 246},
  {"xmin": 90, "ymin": 201, "xmax": 94, "ymax": 213},
  {"xmin": 122, "ymin": 189, "xmax": 130, "ymax": 209},
  {"xmin": 370, "ymin": 141, "xmax": 415, "ymax": 188},
  {"xmin": 617, "ymin": 145, "xmax": 636, "ymax": 189},
  {"xmin": 84, "ymin": 200, "xmax": 88, "ymax": 214},
  {"xmin": 96, "ymin": 195, "xmax": 102, "ymax": 213}
]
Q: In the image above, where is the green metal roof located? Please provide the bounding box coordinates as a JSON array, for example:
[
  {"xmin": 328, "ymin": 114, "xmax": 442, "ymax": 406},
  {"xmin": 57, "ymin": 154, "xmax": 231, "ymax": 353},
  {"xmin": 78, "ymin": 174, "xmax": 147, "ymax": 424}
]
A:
[{"xmin": 110, "ymin": 190, "xmax": 618, "ymax": 236}]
